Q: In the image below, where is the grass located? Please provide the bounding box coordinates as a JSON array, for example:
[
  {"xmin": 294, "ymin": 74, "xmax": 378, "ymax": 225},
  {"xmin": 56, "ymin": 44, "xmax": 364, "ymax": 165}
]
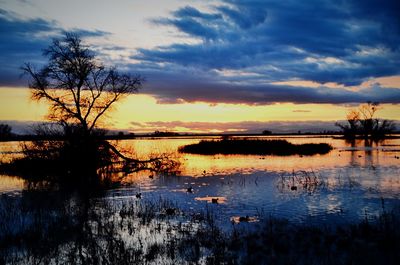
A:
[
  {"xmin": 179, "ymin": 138, "xmax": 333, "ymax": 156},
  {"xmin": 1, "ymin": 191, "xmax": 399, "ymax": 265}
]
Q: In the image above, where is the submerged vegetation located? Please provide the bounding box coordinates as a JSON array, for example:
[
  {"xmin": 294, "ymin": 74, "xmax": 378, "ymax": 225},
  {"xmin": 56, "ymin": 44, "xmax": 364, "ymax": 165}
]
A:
[
  {"xmin": 1, "ymin": 191, "xmax": 399, "ymax": 265},
  {"xmin": 179, "ymin": 138, "xmax": 332, "ymax": 156}
]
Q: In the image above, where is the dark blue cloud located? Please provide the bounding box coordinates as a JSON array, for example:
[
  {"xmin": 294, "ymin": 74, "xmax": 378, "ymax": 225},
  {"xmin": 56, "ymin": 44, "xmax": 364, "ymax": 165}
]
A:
[
  {"xmin": 137, "ymin": 70, "xmax": 400, "ymax": 104},
  {"xmin": 154, "ymin": 17, "xmax": 220, "ymax": 40},
  {"xmin": 2, "ymin": 1, "xmax": 400, "ymax": 105},
  {"xmin": 0, "ymin": 9, "xmax": 110, "ymax": 86},
  {"xmin": 172, "ymin": 6, "xmax": 222, "ymax": 20},
  {"xmin": 131, "ymin": 0, "xmax": 400, "ymax": 104},
  {"xmin": 0, "ymin": 9, "xmax": 55, "ymax": 85},
  {"xmin": 217, "ymin": 4, "xmax": 267, "ymax": 29},
  {"xmin": 152, "ymin": 6, "xmax": 223, "ymax": 41}
]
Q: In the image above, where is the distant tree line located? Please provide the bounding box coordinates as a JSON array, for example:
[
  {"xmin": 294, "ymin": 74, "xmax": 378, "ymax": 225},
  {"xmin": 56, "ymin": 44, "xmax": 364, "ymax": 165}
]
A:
[
  {"xmin": 152, "ymin": 130, "xmax": 180, "ymax": 136},
  {"xmin": 0, "ymin": 124, "xmax": 13, "ymax": 140},
  {"xmin": 335, "ymin": 102, "xmax": 396, "ymax": 139}
]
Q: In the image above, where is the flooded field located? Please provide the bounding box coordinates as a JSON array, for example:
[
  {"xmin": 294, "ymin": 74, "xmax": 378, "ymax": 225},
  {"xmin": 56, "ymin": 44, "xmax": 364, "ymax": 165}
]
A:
[{"xmin": 1, "ymin": 136, "xmax": 400, "ymax": 227}]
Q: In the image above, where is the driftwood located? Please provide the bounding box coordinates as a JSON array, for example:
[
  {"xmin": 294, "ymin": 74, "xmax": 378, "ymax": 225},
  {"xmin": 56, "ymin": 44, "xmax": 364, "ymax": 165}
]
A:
[{"xmin": 100, "ymin": 141, "xmax": 181, "ymax": 176}]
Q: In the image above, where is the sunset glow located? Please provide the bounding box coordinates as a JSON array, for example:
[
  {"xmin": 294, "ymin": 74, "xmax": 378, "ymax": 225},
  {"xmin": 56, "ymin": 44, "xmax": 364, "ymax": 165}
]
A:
[
  {"xmin": 1, "ymin": 85, "xmax": 400, "ymax": 133},
  {"xmin": 1, "ymin": 1, "xmax": 400, "ymax": 263},
  {"xmin": 0, "ymin": 0, "xmax": 399, "ymax": 133}
]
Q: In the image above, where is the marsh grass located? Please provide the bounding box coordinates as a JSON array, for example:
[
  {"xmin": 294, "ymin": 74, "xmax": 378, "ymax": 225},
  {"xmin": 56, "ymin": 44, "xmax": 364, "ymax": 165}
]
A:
[
  {"xmin": 276, "ymin": 170, "xmax": 364, "ymax": 195},
  {"xmin": 277, "ymin": 170, "xmax": 325, "ymax": 194},
  {"xmin": 179, "ymin": 138, "xmax": 332, "ymax": 156},
  {"xmin": 1, "ymin": 189, "xmax": 400, "ymax": 265}
]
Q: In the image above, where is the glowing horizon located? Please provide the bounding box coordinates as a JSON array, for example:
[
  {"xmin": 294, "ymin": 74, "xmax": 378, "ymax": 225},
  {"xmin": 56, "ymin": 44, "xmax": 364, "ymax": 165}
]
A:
[{"xmin": 1, "ymin": 86, "xmax": 399, "ymax": 134}]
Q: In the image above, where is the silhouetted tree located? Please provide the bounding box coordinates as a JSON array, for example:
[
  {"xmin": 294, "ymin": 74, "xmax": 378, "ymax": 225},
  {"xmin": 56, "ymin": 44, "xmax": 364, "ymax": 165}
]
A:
[
  {"xmin": 335, "ymin": 102, "xmax": 396, "ymax": 139},
  {"xmin": 16, "ymin": 33, "xmax": 179, "ymax": 185},
  {"xmin": 0, "ymin": 124, "xmax": 12, "ymax": 140},
  {"xmin": 262, "ymin": 130, "xmax": 272, "ymax": 135},
  {"xmin": 22, "ymin": 33, "xmax": 142, "ymax": 135}
]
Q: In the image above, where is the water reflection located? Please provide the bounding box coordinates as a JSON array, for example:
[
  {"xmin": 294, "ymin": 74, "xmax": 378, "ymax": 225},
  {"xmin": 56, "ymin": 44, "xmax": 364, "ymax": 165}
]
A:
[
  {"xmin": 0, "ymin": 189, "xmax": 223, "ymax": 264},
  {"xmin": 195, "ymin": 196, "xmax": 227, "ymax": 204},
  {"xmin": 1, "ymin": 136, "xmax": 400, "ymax": 226},
  {"xmin": 230, "ymin": 215, "xmax": 259, "ymax": 223}
]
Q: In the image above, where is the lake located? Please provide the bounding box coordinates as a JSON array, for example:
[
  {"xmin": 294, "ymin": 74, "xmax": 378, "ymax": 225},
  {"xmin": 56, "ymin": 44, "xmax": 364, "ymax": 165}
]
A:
[{"xmin": 1, "ymin": 136, "xmax": 400, "ymax": 227}]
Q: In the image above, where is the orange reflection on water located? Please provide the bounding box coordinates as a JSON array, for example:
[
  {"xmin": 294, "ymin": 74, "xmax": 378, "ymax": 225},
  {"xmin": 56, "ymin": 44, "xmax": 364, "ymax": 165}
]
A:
[
  {"xmin": 0, "ymin": 175, "xmax": 24, "ymax": 193},
  {"xmin": 186, "ymin": 137, "xmax": 399, "ymax": 175},
  {"xmin": 1, "ymin": 136, "xmax": 400, "ymax": 193}
]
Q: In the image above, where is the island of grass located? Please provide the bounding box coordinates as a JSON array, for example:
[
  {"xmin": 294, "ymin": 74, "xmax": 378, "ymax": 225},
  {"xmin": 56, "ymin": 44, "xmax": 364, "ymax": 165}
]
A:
[{"xmin": 179, "ymin": 138, "xmax": 333, "ymax": 156}]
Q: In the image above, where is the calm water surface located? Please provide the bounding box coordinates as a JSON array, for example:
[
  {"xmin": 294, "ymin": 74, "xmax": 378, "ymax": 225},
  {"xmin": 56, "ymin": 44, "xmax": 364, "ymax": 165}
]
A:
[{"xmin": 1, "ymin": 136, "xmax": 400, "ymax": 227}]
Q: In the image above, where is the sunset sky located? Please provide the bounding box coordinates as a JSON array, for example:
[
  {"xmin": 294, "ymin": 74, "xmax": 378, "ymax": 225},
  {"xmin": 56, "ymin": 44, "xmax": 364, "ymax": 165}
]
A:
[{"xmin": 0, "ymin": 0, "xmax": 399, "ymax": 134}]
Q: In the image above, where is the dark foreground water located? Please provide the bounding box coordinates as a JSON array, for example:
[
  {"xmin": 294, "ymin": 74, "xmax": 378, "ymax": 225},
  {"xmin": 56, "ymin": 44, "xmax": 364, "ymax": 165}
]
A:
[{"xmin": 1, "ymin": 136, "xmax": 400, "ymax": 264}]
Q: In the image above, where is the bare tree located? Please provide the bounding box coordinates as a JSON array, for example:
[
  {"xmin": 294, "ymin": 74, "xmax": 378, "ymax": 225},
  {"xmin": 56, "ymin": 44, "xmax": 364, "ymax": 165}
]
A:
[
  {"xmin": 19, "ymin": 33, "xmax": 179, "ymax": 184},
  {"xmin": 22, "ymin": 33, "xmax": 142, "ymax": 135},
  {"xmin": 335, "ymin": 102, "xmax": 396, "ymax": 139}
]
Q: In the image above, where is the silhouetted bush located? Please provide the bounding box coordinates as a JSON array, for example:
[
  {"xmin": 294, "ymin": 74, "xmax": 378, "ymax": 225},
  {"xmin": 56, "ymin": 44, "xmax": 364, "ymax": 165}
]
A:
[
  {"xmin": 0, "ymin": 124, "xmax": 13, "ymax": 140},
  {"xmin": 336, "ymin": 102, "xmax": 396, "ymax": 139},
  {"xmin": 179, "ymin": 139, "xmax": 332, "ymax": 156}
]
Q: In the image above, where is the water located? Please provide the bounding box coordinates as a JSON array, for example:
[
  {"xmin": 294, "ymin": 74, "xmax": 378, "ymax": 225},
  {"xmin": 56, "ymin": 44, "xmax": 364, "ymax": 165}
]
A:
[{"xmin": 1, "ymin": 136, "xmax": 400, "ymax": 227}]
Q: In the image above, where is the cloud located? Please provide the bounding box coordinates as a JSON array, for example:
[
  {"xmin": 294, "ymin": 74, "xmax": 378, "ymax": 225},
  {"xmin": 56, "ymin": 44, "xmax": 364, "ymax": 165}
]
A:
[
  {"xmin": 172, "ymin": 6, "xmax": 222, "ymax": 20},
  {"xmin": 0, "ymin": 119, "xmax": 356, "ymax": 134},
  {"xmin": 4, "ymin": 118, "xmax": 398, "ymax": 135},
  {"xmin": 127, "ymin": 67, "xmax": 400, "ymax": 104},
  {"xmin": 2, "ymin": 1, "xmax": 400, "ymax": 105},
  {"xmin": 292, "ymin": 110, "xmax": 311, "ymax": 113},
  {"xmin": 129, "ymin": 120, "xmax": 398, "ymax": 134},
  {"xmin": 217, "ymin": 4, "xmax": 267, "ymax": 29},
  {"xmin": 130, "ymin": 0, "xmax": 400, "ymax": 104},
  {"xmin": 0, "ymin": 8, "xmax": 110, "ymax": 86}
]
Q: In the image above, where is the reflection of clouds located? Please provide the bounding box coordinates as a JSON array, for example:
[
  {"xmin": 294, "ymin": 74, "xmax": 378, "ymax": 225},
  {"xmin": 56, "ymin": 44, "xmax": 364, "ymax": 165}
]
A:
[
  {"xmin": 305, "ymin": 196, "xmax": 322, "ymax": 217},
  {"xmin": 326, "ymin": 194, "xmax": 343, "ymax": 214},
  {"xmin": 230, "ymin": 216, "xmax": 259, "ymax": 223},
  {"xmin": 195, "ymin": 196, "xmax": 227, "ymax": 204},
  {"xmin": 305, "ymin": 194, "xmax": 343, "ymax": 217}
]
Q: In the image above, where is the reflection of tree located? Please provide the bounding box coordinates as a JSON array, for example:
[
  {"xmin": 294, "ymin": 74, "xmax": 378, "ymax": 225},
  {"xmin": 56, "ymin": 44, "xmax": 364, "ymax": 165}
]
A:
[
  {"xmin": 344, "ymin": 138, "xmax": 384, "ymax": 169},
  {"xmin": 0, "ymin": 191, "xmax": 219, "ymax": 264}
]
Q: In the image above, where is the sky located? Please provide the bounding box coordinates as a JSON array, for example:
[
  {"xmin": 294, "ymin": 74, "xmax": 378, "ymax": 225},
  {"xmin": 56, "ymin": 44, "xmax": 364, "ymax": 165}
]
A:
[{"xmin": 0, "ymin": 0, "xmax": 399, "ymax": 134}]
